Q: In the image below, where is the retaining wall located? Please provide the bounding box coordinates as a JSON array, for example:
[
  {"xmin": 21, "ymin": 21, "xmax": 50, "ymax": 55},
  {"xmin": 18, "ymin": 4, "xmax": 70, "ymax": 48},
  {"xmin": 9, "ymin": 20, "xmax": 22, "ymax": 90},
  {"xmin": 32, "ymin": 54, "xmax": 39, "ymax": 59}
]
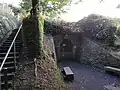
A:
[{"xmin": 80, "ymin": 37, "xmax": 120, "ymax": 69}]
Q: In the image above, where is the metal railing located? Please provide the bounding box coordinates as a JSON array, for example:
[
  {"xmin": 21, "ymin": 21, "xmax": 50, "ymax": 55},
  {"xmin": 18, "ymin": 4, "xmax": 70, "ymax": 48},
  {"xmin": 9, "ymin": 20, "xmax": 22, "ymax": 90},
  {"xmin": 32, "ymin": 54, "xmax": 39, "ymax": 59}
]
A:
[{"xmin": 0, "ymin": 24, "xmax": 22, "ymax": 90}]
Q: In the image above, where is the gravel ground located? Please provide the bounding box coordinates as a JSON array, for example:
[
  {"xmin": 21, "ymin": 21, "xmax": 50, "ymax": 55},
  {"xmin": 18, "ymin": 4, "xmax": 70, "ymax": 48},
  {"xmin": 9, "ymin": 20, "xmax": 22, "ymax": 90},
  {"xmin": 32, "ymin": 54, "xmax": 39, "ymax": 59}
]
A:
[{"xmin": 59, "ymin": 60, "xmax": 120, "ymax": 90}]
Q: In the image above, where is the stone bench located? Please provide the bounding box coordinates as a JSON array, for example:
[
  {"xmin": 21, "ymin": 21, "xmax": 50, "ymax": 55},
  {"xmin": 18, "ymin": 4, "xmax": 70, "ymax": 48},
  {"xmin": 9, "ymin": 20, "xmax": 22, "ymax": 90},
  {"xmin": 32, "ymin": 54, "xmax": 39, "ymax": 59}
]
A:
[
  {"xmin": 62, "ymin": 67, "xmax": 74, "ymax": 81},
  {"xmin": 104, "ymin": 66, "xmax": 120, "ymax": 75}
]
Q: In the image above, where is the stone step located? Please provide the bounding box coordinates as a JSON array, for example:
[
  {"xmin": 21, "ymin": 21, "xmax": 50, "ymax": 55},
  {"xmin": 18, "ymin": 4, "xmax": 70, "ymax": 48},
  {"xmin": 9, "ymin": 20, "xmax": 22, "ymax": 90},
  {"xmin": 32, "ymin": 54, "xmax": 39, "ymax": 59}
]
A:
[
  {"xmin": 0, "ymin": 61, "xmax": 15, "ymax": 67},
  {"xmin": 1, "ymin": 73, "xmax": 15, "ymax": 82},
  {"xmin": 1, "ymin": 81, "xmax": 13, "ymax": 90},
  {"xmin": 1, "ymin": 67, "xmax": 15, "ymax": 73}
]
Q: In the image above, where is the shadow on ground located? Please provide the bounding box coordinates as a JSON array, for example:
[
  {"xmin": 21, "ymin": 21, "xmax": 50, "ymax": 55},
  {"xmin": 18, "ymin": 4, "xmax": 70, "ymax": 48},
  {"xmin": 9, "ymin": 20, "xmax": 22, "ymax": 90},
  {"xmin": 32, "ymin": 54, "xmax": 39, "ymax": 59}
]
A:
[{"xmin": 58, "ymin": 60, "xmax": 120, "ymax": 90}]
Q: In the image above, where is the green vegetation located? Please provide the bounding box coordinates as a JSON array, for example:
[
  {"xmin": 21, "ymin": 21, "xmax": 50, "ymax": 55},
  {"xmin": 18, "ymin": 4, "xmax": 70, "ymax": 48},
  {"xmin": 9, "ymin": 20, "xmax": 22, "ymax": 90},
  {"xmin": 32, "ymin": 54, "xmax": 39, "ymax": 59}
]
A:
[
  {"xmin": 114, "ymin": 18, "xmax": 120, "ymax": 36},
  {"xmin": 40, "ymin": 16, "xmax": 44, "ymax": 49},
  {"xmin": 111, "ymin": 18, "xmax": 120, "ymax": 47},
  {"xmin": 21, "ymin": 0, "xmax": 72, "ymax": 18},
  {"xmin": 116, "ymin": 26, "xmax": 120, "ymax": 36}
]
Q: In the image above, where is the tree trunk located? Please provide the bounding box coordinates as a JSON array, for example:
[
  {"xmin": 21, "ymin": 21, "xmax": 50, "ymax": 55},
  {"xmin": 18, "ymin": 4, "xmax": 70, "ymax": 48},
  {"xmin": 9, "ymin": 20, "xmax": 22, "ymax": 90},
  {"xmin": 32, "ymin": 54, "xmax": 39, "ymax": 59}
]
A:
[
  {"xmin": 31, "ymin": 0, "xmax": 39, "ymax": 16},
  {"xmin": 31, "ymin": 0, "xmax": 42, "ymax": 56}
]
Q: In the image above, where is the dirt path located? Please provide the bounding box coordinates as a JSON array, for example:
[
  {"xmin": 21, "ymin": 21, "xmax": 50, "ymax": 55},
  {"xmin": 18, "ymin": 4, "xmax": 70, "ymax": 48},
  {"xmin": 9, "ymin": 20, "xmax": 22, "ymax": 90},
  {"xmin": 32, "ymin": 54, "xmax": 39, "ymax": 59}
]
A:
[{"xmin": 59, "ymin": 60, "xmax": 120, "ymax": 90}]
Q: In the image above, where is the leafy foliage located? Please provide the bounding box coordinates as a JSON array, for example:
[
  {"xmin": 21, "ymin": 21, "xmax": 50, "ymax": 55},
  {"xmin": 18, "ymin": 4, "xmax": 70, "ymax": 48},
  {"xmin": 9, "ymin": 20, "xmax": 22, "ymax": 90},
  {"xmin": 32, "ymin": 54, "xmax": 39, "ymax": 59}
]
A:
[
  {"xmin": 21, "ymin": 0, "xmax": 72, "ymax": 18},
  {"xmin": 75, "ymin": 14, "xmax": 116, "ymax": 40},
  {"xmin": 116, "ymin": 26, "xmax": 120, "ymax": 36},
  {"xmin": 20, "ymin": 0, "xmax": 32, "ymax": 13},
  {"xmin": 111, "ymin": 18, "xmax": 120, "ymax": 42}
]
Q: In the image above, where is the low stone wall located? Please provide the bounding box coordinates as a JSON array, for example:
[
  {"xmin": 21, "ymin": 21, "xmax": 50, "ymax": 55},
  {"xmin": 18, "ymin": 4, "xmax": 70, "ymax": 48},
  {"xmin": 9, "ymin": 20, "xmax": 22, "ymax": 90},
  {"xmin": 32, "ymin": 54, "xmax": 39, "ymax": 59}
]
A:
[
  {"xmin": 44, "ymin": 34, "xmax": 57, "ymax": 61},
  {"xmin": 80, "ymin": 37, "xmax": 120, "ymax": 69}
]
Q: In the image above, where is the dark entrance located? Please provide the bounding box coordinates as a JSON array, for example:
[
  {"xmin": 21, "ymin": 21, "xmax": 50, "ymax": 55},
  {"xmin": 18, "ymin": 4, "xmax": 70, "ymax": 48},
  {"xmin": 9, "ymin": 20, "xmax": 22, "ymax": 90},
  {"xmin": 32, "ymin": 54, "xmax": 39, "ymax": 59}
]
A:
[{"xmin": 60, "ymin": 39, "xmax": 74, "ymax": 60}]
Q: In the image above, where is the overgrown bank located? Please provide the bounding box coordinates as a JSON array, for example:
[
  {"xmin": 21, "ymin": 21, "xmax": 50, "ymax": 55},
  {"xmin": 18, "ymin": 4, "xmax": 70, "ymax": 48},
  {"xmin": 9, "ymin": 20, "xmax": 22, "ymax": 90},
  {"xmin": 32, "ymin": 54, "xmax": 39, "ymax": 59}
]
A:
[{"xmin": 14, "ymin": 17, "xmax": 67, "ymax": 90}]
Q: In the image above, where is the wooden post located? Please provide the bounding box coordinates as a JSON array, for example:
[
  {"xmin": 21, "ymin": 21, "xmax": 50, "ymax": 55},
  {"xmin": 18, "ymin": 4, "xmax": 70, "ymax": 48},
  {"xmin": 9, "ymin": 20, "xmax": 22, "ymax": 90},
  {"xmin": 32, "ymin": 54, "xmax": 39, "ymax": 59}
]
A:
[
  {"xmin": 0, "ymin": 71, "xmax": 1, "ymax": 90},
  {"xmin": 4, "ymin": 68, "xmax": 8, "ymax": 90},
  {"xmin": 14, "ymin": 42, "xmax": 16, "ymax": 69}
]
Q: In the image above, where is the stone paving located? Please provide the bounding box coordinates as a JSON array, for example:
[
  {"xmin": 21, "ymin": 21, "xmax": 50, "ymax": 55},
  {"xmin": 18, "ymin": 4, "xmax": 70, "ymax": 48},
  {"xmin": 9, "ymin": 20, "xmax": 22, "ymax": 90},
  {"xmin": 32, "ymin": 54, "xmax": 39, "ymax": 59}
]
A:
[{"xmin": 59, "ymin": 60, "xmax": 120, "ymax": 90}]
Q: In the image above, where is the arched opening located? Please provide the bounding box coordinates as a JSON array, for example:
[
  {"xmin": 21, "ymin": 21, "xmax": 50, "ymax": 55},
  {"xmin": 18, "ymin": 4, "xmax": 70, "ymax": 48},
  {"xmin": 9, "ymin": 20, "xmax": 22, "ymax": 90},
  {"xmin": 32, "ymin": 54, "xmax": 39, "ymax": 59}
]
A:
[
  {"xmin": 60, "ymin": 39, "xmax": 73, "ymax": 52},
  {"xmin": 60, "ymin": 39, "xmax": 74, "ymax": 60}
]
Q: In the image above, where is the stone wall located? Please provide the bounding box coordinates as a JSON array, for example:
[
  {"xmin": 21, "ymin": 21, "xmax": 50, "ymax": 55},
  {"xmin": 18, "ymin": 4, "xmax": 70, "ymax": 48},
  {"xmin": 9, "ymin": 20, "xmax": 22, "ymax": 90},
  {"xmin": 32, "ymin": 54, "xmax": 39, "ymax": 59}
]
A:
[
  {"xmin": 44, "ymin": 34, "xmax": 57, "ymax": 61},
  {"xmin": 80, "ymin": 37, "xmax": 120, "ymax": 69}
]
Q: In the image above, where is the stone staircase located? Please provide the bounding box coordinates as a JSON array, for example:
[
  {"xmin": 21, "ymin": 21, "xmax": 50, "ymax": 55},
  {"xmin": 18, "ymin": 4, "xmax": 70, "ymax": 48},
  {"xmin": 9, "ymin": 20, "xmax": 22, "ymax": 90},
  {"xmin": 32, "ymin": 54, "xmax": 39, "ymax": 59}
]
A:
[{"xmin": 0, "ymin": 29, "xmax": 22, "ymax": 90}]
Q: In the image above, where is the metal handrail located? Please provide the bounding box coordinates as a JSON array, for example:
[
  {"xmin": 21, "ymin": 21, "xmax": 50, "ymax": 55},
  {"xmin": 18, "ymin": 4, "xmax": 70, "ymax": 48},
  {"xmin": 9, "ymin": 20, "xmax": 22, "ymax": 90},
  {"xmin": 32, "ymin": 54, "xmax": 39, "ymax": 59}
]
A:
[{"xmin": 0, "ymin": 24, "xmax": 22, "ymax": 71}]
